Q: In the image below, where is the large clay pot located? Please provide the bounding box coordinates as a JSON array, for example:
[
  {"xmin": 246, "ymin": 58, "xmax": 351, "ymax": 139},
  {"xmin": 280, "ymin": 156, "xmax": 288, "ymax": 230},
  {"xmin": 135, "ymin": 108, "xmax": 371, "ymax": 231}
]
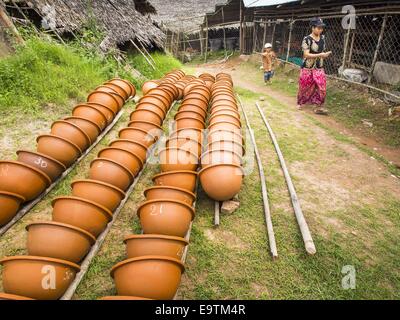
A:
[
  {"xmin": 144, "ymin": 186, "xmax": 195, "ymax": 205},
  {"xmin": 0, "ymin": 256, "xmax": 80, "ymax": 300},
  {"xmin": 159, "ymin": 83, "xmax": 179, "ymax": 100},
  {"xmin": 159, "ymin": 148, "xmax": 198, "ymax": 172},
  {"xmin": 135, "ymin": 102, "xmax": 165, "ymax": 120},
  {"xmin": 89, "ymin": 158, "xmax": 134, "ymax": 191},
  {"xmin": 211, "ymin": 99, "xmax": 238, "ymax": 111},
  {"xmin": 207, "ymin": 140, "xmax": 245, "ymax": 156},
  {"xmin": 86, "ymin": 102, "xmax": 115, "ymax": 125},
  {"xmin": 166, "ymin": 137, "xmax": 202, "ymax": 156},
  {"xmin": 147, "ymin": 88, "xmax": 173, "ymax": 105},
  {"xmin": 100, "ymin": 296, "xmax": 151, "ymax": 300},
  {"xmin": 103, "ymin": 81, "xmax": 130, "ymax": 100},
  {"xmin": 111, "ymin": 256, "xmax": 184, "ymax": 300},
  {"xmin": 71, "ymin": 179, "xmax": 125, "ymax": 212},
  {"xmin": 109, "ymin": 78, "xmax": 135, "ymax": 98},
  {"xmin": 0, "ymin": 191, "xmax": 25, "ymax": 226},
  {"xmin": 139, "ymin": 95, "xmax": 169, "ymax": 112},
  {"xmin": 0, "ymin": 161, "xmax": 51, "ymax": 201},
  {"xmin": 37, "ymin": 134, "xmax": 82, "ymax": 167},
  {"xmin": 208, "ymin": 128, "xmax": 244, "ymax": 145},
  {"xmin": 95, "ymin": 85, "xmax": 125, "ymax": 105},
  {"xmin": 52, "ymin": 196, "xmax": 113, "ymax": 237},
  {"xmin": 124, "ymin": 234, "xmax": 188, "ymax": 260},
  {"xmin": 130, "ymin": 109, "xmax": 163, "ymax": 126},
  {"xmin": 98, "ymin": 147, "xmax": 143, "ymax": 176},
  {"xmin": 181, "ymin": 98, "xmax": 208, "ymax": 111},
  {"xmin": 138, "ymin": 199, "xmax": 194, "ymax": 237},
  {"xmin": 184, "ymin": 92, "xmax": 209, "ymax": 105},
  {"xmin": 119, "ymin": 127, "xmax": 156, "ymax": 148},
  {"xmin": 64, "ymin": 116, "xmax": 101, "ymax": 143},
  {"xmin": 175, "ymin": 117, "xmax": 205, "ymax": 130},
  {"xmin": 152, "ymin": 170, "xmax": 197, "ymax": 192},
  {"xmin": 128, "ymin": 120, "xmax": 163, "ymax": 140},
  {"xmin": 201, "ymin": 150, "xmax": 242, "ymax": 167},
  {"xmin": 109, "ymin": 139, "xmax": 148, "ymax": 162},
  {"xmin": 51, "ymin": 120, "xmax": 91, "ymax": 151},
  {"xmin": 175, "ymin": 110, "xmax": 205, "ymax": 122},
  {"xmin": 0, "ymin": 293, "xmax": 34, "ymax": 300},
  {"xmin": 211, "ymin": 107, "xmax": 240, "ymax": 118},
  {"xmin": 87, "ymin": 91, "xmax": 120, "ymax": 113},
  {"xmin": 26, "ymin": 221, "xmax": 96, "ymax": 263},
  {"xmin": 72, "ymin": 104, "xmax": 108, "ymax": 130},
  {"xmin": 142, "ymin": 80, "xmax": 159, "ymax": 95},
  {"xmin": 179, "ymin": 104, "xmax": 207, "ymax": 119},
  {"xmin": 209, "ymin": 113, "xmax": 241, "ymax": 128},
  {"xmin": 199, "ymin": 164, "xmax": 243, "ymax": 201},
  {"xmin": 208, "ymin": 120, "xmax": 241, "ymax": 132},
  {"xmin": 16, "ymin": 150, "xmax": 66, "ymax": 182},
  {"xmin": 169, "ymin": 128, "xmax": 203, "ymax": 144}
]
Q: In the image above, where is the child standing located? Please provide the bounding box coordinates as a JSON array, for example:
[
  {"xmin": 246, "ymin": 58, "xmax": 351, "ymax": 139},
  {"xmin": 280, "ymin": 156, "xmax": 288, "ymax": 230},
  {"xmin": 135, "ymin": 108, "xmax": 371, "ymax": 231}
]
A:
[{"xmin": 260, "ymin": 43, "xmax": 277, "ymax": 85}]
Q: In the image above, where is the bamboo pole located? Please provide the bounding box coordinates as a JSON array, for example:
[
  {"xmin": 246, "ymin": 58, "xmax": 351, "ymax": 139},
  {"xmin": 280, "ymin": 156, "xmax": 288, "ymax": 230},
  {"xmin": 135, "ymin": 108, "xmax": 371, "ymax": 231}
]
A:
[
  {"xmin": 255, "ymin": 102, "xmax": 316, "ymax": 255},
  {"xmin": 262, "ymin": 19, "xmax": 267, "ymax": 48},
  {"xmin": 214, "ymin": 201, "xmax": 220, "ymax": 226},
  {"xmin": 285, "ymin": 19, "xmax": 293, "ymax": 62},
  {"xmin": 239, "ymin": 0, "xmax": 243, "ymax": 53},
  {"xmin": 204, "ymin": 16, "xmax": 208, "ymax": 63},
  {"xmin": 0, "ymin": 3, "xmax": 24, "ymax": 44},
  {"xmin": 368, "ymin": 13, "xmax": 387, "ymax": 84},
  {"xmin": 222, "ymin": 7, "xmax": 227, "ymax": 57},
  {"xmin": 341, "ymin": 25, "xmax": 352, "ymax": 71},
  {"xmin": 130, "ymin": 39, "xmax": 155, "ymax": 70}
]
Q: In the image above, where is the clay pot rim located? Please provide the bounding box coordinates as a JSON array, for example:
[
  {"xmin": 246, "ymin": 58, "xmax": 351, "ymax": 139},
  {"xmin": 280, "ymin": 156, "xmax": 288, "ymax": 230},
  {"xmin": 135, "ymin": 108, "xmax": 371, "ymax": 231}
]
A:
[
  {"xmin": 208, "ymin": 128, "xmax": 243, "ymax": 139},
  {"xmin": 206, "ymin": 140, "xmax": 245, "ymax": 154},
  {"xmin": 147, "ymin": 89, "xmax": 173, "ymax": 104},
  {"xmin": 174, "ymin": 110, "xmax": 205, "ymax": 120},
  {"xmin": 179, "ymin": 104, "xmax": 207, "ymax": 114},
  {"xmin": 128, "ymin": 120, "xmax": 162, "ymax": 130},
  {"xmin": 73, "ymin": 104, "xmax": 109, "ymax": 124},
  {"xmin": 135, "ymin": 102, "xmax": 167, "ymax": 117},
  {"xmin": 87, "ymin": 90, "xmax": 119, "ymax": 107},
  {"xmin": 139, "ymin": 93, "xmax": 169, "ymax": 108},
  {"xmin": 0, "ymin": 160, "xmax": 52, "ymax": 187},
  {"xmin": 144, "ymin": 185, "xmax": 196, "ymax": 201},
  {"xmin": 109, "ymin": 139, "xmax": 148, "ymax": 151},
  {"xmin": 71, "ymin": 179, "xmax": 126, "ymax": 198},
  {"xmin": 175, "ymin": 116, "xmax": 205, "ymax": 125},
  {"xmin": 95, "ymin": 85, "xmax": 125, "ymax": 100},
  {"xmin": 110, "ymin": 78, "xmax": 134, "ymax": 95},
  {"xmin": 110, "ymin": 255, "xmax": 185, "ymax": 278},
  {"xmin": 211, "ymin": 106, "xmax": 240, "ymax": 113},
  {"xmin": 181, "ymin": 98, "xmax": 208, "ymax": 107},
  {"xmin": 171, "ymin": 127, "xmax": 202, "ymax": 135},
  {"xmin": 0, "ymin": 255, "xmax": 81, "ymax": 272},
  {"xmin": 166, "ymin": 137, "xmax": 203, "ymax": 147},
  {"xmin": 51, "ymin": 120, "xmax": 92, "ymax": 145},
  {"xmin": 137, "ymin": 198, "xmax": 195, "ymax": 221},
  {"xmin": 84, "ymin": 102, "xmax": 117, "ymax": 116},
  {"xmin": 209, "ymin": 113, "xmax": 242, "ymax": 124},
  {"xmin": 98, "ymin": 147, "xmax": 144, "ymax": 168},
  {"xmin": 119, "ymin": 127, "xmax": 156, "ymax": 141},
  {"xmin": 36, "ymin": 134, "xmax": 83, "ymax": 156},
  {"xmin": 90, "ymin": 157, "xmax": 135, "ymax": 183},
  {"xmin": 199, "ymin": 163, "xmax": 244, "ymax": 177},
  {"xmin": 0, "ymin": 190, "xmax": 25, "ymax": 202},
  {"xmin": 52, "ymin": 196, "xmax": 113, "ymax": 221},
  {"xmin": 26, "ymin": 221, "xmax": 96, "ymax": 244},
  {"xmin": 159, "ymin": 147, "xmax": 199, "ymax": 160},
  {"xmin": 16, "ymin": 150, "xmax": 67, "ymax": 171},
  {"xmin": 104, "ymin": 81, "xmax": 130, "ymax": 99},
  {"xmin": 208, "ymin": 120, "xmax": 241, "ymax": 130},
  {"xmin": 129, "ymin": 111, "xmax": 163, "ymax": 126},
  {"xmin": 201, "ymin": 149, "xmax": 243, "ymax": 161},
  {"xmin": 0, "ymin": 293, "xmax": 34, "ymax": 300},
  {"xmin": 184, "ymin": 92, "xmax": 209, "ymax": 103},
  {"xmin": 152, "ymin": 170, "xmax": 198, "ymax": 182},
  {"xmin": 124, "ymin": 234, "xmax": 189, "ymax": 245},
  {"xmin": 64, "ymin": 116, "xmax": 102, "ymax": 134}
]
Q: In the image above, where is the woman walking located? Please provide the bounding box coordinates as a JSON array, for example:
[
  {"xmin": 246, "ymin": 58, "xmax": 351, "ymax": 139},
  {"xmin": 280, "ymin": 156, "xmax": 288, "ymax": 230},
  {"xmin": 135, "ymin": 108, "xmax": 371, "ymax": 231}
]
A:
[{"xmin": 297, "ymin": 18, "xmax": 332, "ymax": 114}]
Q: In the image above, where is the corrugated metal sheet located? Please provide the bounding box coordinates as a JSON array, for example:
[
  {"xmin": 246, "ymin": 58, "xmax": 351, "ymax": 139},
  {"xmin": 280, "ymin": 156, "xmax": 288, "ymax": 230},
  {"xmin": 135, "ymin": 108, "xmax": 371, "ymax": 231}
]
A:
[{"xmin": 243, "ymin": 0, "xmax": 299, "ymax": 7}]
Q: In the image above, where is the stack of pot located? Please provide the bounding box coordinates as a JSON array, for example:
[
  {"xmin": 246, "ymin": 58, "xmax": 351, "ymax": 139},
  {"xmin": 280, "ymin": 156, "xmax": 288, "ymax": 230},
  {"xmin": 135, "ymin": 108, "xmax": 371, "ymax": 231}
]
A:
[
  {"xmin": 199, "ymin": 73, "xmax": 244, "ymax": 201},
  {"xmin": 0, "ymin": 71, "xmax": 184, "ymax": 300},
  {"xmin": 0, "ymin": 78, "xmax": 134, "ymax": 228},
  {"xmin": 103, "ymin": 76, "xmax": 211, "ymax": 300}
]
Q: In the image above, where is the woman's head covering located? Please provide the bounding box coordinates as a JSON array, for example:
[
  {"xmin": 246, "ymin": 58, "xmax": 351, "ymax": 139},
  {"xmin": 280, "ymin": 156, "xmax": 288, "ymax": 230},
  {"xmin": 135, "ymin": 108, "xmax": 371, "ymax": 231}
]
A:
[
  {"xmin": 264, "ymin": 43, "xmax": 272, "ymax": 49},
  {"xmin": 310, "ymin": 17, "xmax": 326, "ymax": 27}
]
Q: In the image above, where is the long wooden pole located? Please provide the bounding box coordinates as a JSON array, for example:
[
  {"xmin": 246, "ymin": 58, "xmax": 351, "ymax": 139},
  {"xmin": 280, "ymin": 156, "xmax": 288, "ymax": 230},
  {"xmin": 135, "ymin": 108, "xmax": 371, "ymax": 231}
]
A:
[
  {"xmin": 262, "ymin": 19, "xmax": 267, "ymax": 48},
  {"xmin": 368, "ymin": 13, "xmax": 387, "ymax": 84},
  {"xmin": 204, "ymin": 16, "xmax": 208, "ymax": 63},
  {"xmin": 285, "ymin": 19, "xmax": 293, "ymax": 62},
  {"xmin": 239, "ymin": 0, "xmax": 243, "ymax": 53},
  {"xmin": 255, "ymin": 102, "xmax": 316, "ymax": 255},
  {"xmin": 0, "ymin": 3, "xmax": 24, "ymax": 44}
]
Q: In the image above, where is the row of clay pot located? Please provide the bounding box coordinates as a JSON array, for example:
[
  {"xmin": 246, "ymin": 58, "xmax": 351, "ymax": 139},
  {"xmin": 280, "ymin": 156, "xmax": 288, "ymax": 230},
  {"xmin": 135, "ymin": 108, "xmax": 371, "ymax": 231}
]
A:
[
  {"xmin": 0, "ymin": 78, "xmax": 134, "ymax": 229},
  {"xmin": 102, "ymin": 74, "xmax": 209, "ymax": 300},
  {"xmin": 0, "ymin": 73, "xmax": 187, "ymax": 300},
  {"xmin": 199, "ymin": 73, "xmax": 245, "ymax": 201}
]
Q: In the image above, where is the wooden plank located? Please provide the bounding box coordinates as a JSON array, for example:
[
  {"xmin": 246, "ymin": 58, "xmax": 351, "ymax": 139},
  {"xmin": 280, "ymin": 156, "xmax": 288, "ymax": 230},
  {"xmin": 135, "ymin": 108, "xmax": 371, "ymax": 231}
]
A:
[
  {"xmin": 0, "ymin": 2, "xmax": 24, "ymax": 44},
  {"xmin": 214, "ymin": 201, "xmax": 220, "ymax": 226}
]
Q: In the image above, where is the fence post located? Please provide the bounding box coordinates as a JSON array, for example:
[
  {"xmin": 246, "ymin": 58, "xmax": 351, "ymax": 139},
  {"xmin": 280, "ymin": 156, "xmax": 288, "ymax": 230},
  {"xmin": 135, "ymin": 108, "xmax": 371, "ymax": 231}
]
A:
[
  {"xmin": 199, "ymin": 27, "xmax": 204, "ymax": 56},
  {"xmin": 204, "ymin": 16, "xmax": 208, "ymax": 63},
  {"xmin": 341, "ymin": 26, "xmax": 352, "ymax": 73},
  {"xmin": 0, "ymin": 4, "xmax": 24, "ymax": 44},
  {"xmin": 239, "ymin": 0, "xmax": 243, "ymax": 53},
  {"xmin": 222, "ymin": 7, "xmax": 227, "ymax": 57},
  {"xmin": 285, "ymin": 19, "xmax": 294, "ymax": 63},
  {"xmin": 252, "ymin": 21, "xmax": 257, "ymax": 53},
  {"xmin": 368, "ymin": 13, "xmax": 388, "ymax": 84},
  {"xmin": 262, "ymin": 19, "xmax": 267, "ymax": 49},
  {"xmin": 271, "ymin": 21, "xmax": 276, "ymax": 46}
]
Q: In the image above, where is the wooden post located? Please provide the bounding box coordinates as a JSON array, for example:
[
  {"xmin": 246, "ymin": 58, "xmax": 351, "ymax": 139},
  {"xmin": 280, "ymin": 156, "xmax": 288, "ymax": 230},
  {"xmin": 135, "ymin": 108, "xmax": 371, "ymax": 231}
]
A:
[
  {"xmin": 341, "ymin": 26, "xmax": 352, "ymax": 72},
  {"xmin": 262, "ymin": 19, "xmax": 267, "ymax": 48},
  {"xmin": 0, "ymin": 4, "xmax": 24, "ymax": 44},
  {"xmin": 368, "ymin": 13, "xmax": 387, "ymax": 84},
  {"xmin": 347, "ymin": 32, "xmax": 355, "ymax": 65},
  {"xmin": 199, "ymin": 27, "xmax": 204, "ymax": 56},
  {"xmin": 222, "ymin": 7, "xmax": 227, "ymax": 57},
  {"xmin": 271, "ymin": 22, "xmax": 276, "ymax": 46},
  {"xmin": 239, "ymin": 0, "xmax": 243, "ymax": 53},
  {"xmin": 204, "ymin": 16, "xmax": 208, "ymax": 63},
  {"xmin": 130, "ymin": 39, "xmax": 155, "ymax": 70},
  {"xmin": 285, "ymin": 19, "xmax": 293, "ymax": 63},
  {"xmin": 252, "ymin": 21, "xmax": 257, "ymax": 53}
]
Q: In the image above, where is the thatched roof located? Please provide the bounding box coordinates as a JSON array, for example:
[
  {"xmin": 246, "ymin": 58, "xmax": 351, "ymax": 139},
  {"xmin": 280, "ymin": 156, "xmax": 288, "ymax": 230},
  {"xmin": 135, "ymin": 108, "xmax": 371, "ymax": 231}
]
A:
[
  {"xmin": 24, "ymin": 0, "xmax": 165, "ymax": 47},
  {"xmin": 149, "ymin": 0, "xmax": 229, "ymax": 31}
]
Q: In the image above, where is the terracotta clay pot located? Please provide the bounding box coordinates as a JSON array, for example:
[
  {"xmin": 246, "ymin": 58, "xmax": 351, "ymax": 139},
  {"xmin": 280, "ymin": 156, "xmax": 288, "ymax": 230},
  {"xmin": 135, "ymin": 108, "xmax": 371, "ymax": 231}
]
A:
[
  {"xmin": 175, "ymin": 110, "xmax": 205, "ymax": 122},
  {"xmin": 100, "ymin": 296, "xmax": 151, "ymax": 300},
  {"xmin": 209, "ymin": 113, "xmax": 241, "ymax": 128},
  {"xmin": 64, "ymin": 116, "xmax": 101, "ymax": 143},
  {"xmin": 138, "ymin": 199, "xmax": 194, "ymax": 237},
  {"xmin": 94, "ymin": 89, "xmax": 125, "ymax": 110},
  {"xmin": 175, "ymin": 117, "xmax": 205, "ymax": 130},
  {"xmin": 89, "ymin": 158, "xmax": 134, "ymax": 191},
  {"xmin": 0, "ymin": 191, "xmax": 25, "ymax": 226},
  {"xmin": 109, "ymin": 139, "xmax": 148, "ymax": 162},
  {"xmin": 86, "ymin": 102, "xmax": 115, "ymax": 125},
  {"xmin": 37, "ymin": 134, "xmax": 82, "ymax": 167},
  {"xmin": 111, "ymin": 256, "xmax": 184, "ymax": 300},
  {"xmin": 51, "ymin": 120, "xmax": 91, "ymax": 151},
  {"xmin": 166, "ymin": 137, "xmax": 202, "ymax": 156},
  {"xmin": 103, "ymin": 82, "xmax": 130, "ymax": 100},
  {"xmin": 119, "ymin": 127, "xmax": 156, "ymax": 148},
  {"xmin": 201, "ymin": 150, "xmax": 242, "ymax": 167},
  {"xmin": 52, "ymin": 196, "xmax": 113, "ymax": 237},
  {"xmin": 181, "ymin": 98, "xmax": 208, "ymax": 110},
  {"xmin": 71, "ymin": 179, "xmax": 125, "ymax": 212},
  {"xmin": 139, "ymin": 95, "xmax": 169, "ymax": 112},
  {"xmin": 169, "ymin": 128, "xmax": 203, "ymax": 144},
  {"xmin": 0, "ymin": 161, "xmax": 51, "ymax": 201},
  {"xmin": 16, "ymin": 150, "xmax": 66, "ymax": 182},
  {"xmin": 207, "ymin": 140, "xmax": 245, "ymax": 156},
  {"xmin": 142, "ymin": 80, "xmax": 159, "ymax": 95},
  {"xmin": 159, "ymin": 148, "xmax": 199, "ymax": 172},
  {"xmin": 26, "ymin": 221, "xmax": 96, "ymax": 263},
  {"xmin": 124, "ymin": 234, "xmax": 188, "ymax": 259},
  {"xmin": 147, "ymin": 88, "xmax": 173, "ymax": 105},
  {"xmin": 208, "ymin": 128, "xmax": 244, "ymax": 145},
  {"xmin": 0, "ymin": 293, "xmax": 34, "ymax": 300},
  {"xmin": 144, "ymin": 186, "xmax": 195, "ymax": 205},
  {"xmin": 130, "ymin": 109, "xmax": 163, "ymax": 126},
  {"xmin": 128, "ymin": 120, "xmax": 163, "ymax": 140},
  {"xmin": 199, "ymin": 164, "xmax": 243, "ymax": 201},
  {"xmin": 152, "ymin": 170, "xmax": 197, "ymax": 192},
  {"xmin": 159, "ymin": 83, "xmax": 180, "ymax": 100},
  {"xmin": 208, "ymin": 120, "xmax": 241, "ymax": 132},
  {"xmin": 179, "ymin": 104, "xmax": 207, "ymax": 119},
  {"xmin": 87, "ymin": 91, "xmax": 120, "ymax": 113},
  {"xmin": 0, "ymin": 256, "xmax": 80, "ymax": 300},
  {"xmin": 211, "ymin": 107, "xmax": 240, "ymax": 119},
  {"xmin": 211, "ymin": 99, "xmax": 238, "ymax": 110},
  {"xmin": 184, "ymin": 92, "xmax": 209, "ymax": 105},
  {"xmin": 72, "ymin": 104, "xmax": 108, "ymax": 129},
  {"xmin": 109, "ymin": 78, "xmax": 135, "ymax": 98},
  {"xmin": 135, "ymin": 102, "xmax": 166, "ymax": 119},
  {"xmin": 98, "ymin": 147, "xmax": 143, "ymax": 176}
]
